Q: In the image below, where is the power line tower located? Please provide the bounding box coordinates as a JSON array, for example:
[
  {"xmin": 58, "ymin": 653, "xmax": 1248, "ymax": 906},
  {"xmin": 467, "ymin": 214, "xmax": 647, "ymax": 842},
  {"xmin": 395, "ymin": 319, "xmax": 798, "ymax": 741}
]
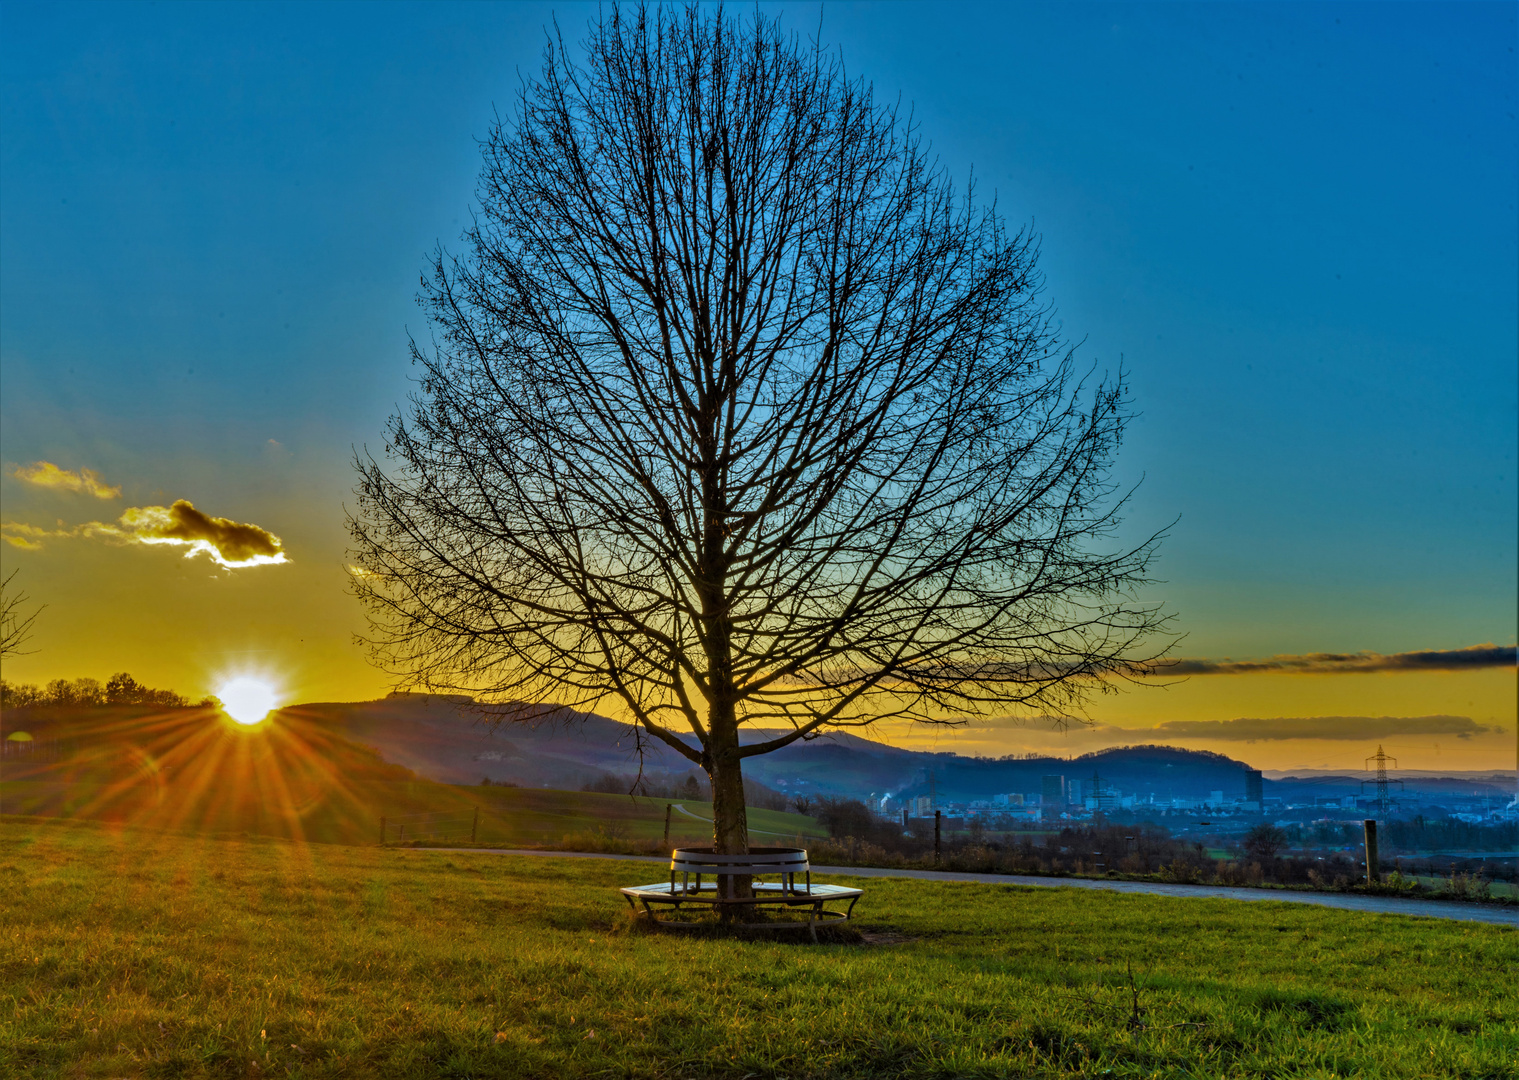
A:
[{"xmin": 1361, "ymin": 745, "xmax": 1403, "ymax": 815}]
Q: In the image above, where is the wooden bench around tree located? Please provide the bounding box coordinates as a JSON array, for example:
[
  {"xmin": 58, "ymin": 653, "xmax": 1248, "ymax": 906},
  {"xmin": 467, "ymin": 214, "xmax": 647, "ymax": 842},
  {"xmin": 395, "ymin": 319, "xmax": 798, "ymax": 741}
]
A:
[{"xmin": 621, "ymin": 847, "xmax": 862, "ymax": 940}]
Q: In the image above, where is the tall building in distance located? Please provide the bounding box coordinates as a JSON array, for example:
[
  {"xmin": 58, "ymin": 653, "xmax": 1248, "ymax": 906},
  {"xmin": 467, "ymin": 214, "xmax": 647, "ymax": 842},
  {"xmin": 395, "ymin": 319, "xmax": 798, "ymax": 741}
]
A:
[
  {"xmin": 1041, "ymin": 775, "xmax": 1065, "ymax": 808},
  {"xmin": 1245, "ymin": 769, "xmax": 1264, "ymax": 808}
]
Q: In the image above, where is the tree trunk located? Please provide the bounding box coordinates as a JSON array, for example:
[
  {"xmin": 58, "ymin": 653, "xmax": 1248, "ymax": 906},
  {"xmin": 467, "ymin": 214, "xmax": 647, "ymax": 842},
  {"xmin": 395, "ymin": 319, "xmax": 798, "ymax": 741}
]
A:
[
  {"xmin": 705, "ymin": 700, "xmax": 751, "ymax": 908},
  {"xmin": 708, "ymin": 751, "xmax": 749, "ymax": 854}
]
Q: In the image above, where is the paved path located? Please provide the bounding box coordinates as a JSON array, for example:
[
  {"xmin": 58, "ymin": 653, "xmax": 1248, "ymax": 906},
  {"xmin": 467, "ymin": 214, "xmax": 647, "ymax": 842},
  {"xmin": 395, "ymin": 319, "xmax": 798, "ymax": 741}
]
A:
[
  {"xmin": 416, "ymin": 847, "xmax": 1519, "ymax": 928},
  {"xmin": 670, "ymin": 802, "xmax": 804, "ymax": 840}
]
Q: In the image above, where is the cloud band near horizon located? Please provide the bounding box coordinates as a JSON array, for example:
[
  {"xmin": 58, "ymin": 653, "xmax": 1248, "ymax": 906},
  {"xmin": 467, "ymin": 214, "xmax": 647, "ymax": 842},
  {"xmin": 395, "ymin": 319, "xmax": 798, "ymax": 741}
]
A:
[
  {"xmin": 965, "ymin": 712, "xmax": 1505, "ymax": 744},
  {"xmin": 1144, "ymin": 714, "xmax": 1495, "ymax": 742},
  {"xmin": 1147, "ymin": 644, "xmax": 1515, "ymax": 676}
]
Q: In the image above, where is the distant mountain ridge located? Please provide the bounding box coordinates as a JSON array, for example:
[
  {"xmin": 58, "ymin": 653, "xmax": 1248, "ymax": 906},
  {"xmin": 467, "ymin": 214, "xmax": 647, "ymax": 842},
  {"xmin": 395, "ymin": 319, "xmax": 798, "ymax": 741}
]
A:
[
  {"xmin": 293, "ymin": 696, "xmax": 1277, "ymax": 803},
  {"xmin": 1262, "ymin": 771, "xmax": 1515, "ymax": 802}
]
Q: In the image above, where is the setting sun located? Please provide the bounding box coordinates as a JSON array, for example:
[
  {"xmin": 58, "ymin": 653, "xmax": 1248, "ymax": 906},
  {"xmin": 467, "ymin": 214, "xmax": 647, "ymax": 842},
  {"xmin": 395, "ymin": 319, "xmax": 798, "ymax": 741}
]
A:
[{"xmin": 216, "ymin": 676, "xmax": 280, "ymax": 725}]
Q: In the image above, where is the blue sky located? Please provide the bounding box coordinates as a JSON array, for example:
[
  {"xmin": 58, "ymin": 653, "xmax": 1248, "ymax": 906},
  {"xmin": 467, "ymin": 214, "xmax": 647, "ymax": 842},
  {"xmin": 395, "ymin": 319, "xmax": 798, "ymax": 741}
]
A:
[{"xmin": 1, "ymin": 2, "xmax": 1513, "ymax": 766}]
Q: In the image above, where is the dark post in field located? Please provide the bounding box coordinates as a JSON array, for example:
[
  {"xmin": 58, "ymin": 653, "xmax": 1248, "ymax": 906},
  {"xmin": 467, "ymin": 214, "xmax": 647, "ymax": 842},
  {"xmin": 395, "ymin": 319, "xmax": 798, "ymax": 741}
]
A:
[
  {"xmin": 1363, "ymin": 819, "xmax": 1380, "ymax": 884},
  {"xmin": 664, "ymin": 804, "xmax": 672, "ymax": 847},
  {"xmin": 935, "ymin": 810, "xmax": 943, "ymax": 864}
]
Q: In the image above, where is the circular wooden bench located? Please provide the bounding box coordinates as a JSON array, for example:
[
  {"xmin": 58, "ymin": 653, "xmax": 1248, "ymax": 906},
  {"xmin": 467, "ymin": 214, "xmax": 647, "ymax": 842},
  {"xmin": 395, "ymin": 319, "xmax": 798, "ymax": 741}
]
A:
[{"xmin": 620, "ymin": 846, "xmax": 862, "ymax": 940}]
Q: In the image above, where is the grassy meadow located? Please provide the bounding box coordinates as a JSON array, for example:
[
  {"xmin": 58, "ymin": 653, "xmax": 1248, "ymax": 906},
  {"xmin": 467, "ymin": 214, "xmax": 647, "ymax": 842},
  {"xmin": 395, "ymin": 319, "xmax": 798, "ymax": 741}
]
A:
[
  {"xmin": 0, "ymin": 706, "xmax": 825, "ymax": 852},
  {"xmin": 0, "ymin": 776, "xmax": 823, "ymax": 853},
  {"xmin": 3, "ymin": 818, "xmax": 1515, "ymax": 1079}
]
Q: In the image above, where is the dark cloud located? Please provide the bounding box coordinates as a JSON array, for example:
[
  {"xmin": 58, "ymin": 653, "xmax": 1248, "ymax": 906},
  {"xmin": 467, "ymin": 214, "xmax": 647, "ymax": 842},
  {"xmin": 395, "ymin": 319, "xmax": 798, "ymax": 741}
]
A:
[
  {"xmin": 120, "ymin": 500, "xmax": 288, "ymax": 568},
  {"xmin": 1147, "ymin": 644, "xmax": 1515, "ymax": 676},
  {"xmin": 1148, "ymin": 715, "xmax": 1493, "ymax": 742},
  {"xmin": 2, "ymin": 499, "xmax": 287, "ymax": 568}
]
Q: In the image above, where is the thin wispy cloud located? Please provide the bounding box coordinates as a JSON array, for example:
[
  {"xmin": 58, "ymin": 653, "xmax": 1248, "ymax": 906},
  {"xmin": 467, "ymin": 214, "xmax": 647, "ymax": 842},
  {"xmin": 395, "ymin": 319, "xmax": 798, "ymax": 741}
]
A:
[
  {"xmin": 9, "ymin": 460, "xmax": 121, "ymax": 499},
  {"xmin": 1147, "ymin": 644, "xmax": 1515, "ymax": 676},
  {"xmin": 1, "ymin": 499, "xmax": 288, "ymax": 569},
  {"xmin": 1146, "ymin": 715, "xmax": 1493, "ymax": 742},
  {"xmin": 918, "ymin": 713, "xmax": 1507, "ymax": 759},
  {"xmin": 0, "ymin": 520, "xmax": 120, "ymax": 551}
]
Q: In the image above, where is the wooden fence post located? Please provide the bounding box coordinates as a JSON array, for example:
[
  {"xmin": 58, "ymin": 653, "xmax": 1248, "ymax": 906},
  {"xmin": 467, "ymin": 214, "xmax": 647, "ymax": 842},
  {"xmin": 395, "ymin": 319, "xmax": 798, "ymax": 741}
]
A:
[
  {"xmin": 1363, "ymin": 819, "xmax": 1380, "ymax": 885},
  {"xmin": 664, "ymin": 804, "xmax": 672, "ymax": 847}
]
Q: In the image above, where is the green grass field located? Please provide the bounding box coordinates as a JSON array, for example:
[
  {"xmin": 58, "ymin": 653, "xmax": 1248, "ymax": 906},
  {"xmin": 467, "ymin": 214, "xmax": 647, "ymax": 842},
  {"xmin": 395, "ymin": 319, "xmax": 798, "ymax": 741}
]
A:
[{"xmin": 3, "ymin": 819, "xmax": 1514, "ymax": 1079}]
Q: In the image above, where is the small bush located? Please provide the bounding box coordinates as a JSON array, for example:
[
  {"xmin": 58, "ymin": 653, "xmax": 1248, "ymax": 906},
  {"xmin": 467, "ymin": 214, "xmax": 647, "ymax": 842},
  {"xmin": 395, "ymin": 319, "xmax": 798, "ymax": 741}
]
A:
[{"xmin": 1440, "ymin": 871, "xmax": 1491, "ymax": 901}]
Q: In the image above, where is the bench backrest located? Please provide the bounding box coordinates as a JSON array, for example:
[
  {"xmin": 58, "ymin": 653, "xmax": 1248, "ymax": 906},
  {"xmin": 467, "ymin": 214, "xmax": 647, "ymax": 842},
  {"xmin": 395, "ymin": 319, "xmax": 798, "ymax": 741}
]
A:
[{"xmin": 669, "ymin": 846, "xmax": 808, "ymax": 876}]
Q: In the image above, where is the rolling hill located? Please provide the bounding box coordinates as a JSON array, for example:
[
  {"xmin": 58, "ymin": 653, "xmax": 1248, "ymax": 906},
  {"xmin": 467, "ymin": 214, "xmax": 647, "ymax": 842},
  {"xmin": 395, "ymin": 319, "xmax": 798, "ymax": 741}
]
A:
[
  {"xmin": 269, "ymin": 695, "xmax": 1273, "ymax": 803},
  {"xmin": 16, "ymin": 696, "xmax": 1499, "ymax": 817},
  {"xmin": 0, "ymin": 701, "xmax": 822, "ymax": 845}
]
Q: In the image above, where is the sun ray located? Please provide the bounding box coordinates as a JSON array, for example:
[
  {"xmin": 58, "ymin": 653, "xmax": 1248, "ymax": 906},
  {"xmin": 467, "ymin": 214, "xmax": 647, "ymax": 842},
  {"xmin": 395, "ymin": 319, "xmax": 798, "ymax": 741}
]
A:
[{"xmin": 13, "ymin": 688, "xmax": 409, "ymax": 854}]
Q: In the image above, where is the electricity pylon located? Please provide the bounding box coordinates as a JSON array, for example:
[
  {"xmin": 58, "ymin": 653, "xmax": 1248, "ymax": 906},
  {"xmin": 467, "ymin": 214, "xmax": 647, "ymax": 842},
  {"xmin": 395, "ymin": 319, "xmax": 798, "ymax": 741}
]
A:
[{"xmin": 1361, "ymin": 745, "xmax": 1403, "ymax": 815}]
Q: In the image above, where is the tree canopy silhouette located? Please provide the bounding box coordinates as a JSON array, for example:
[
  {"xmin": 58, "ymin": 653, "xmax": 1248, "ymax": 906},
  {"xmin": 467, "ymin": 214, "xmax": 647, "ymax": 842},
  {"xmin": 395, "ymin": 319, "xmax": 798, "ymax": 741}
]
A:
[
  {"xmin": 351, "ymin": 3, "xmax": 1167, "ymax": 856},
  {"xmin": 0, "ymin": 570, "xmax": 42, "ymax": 660}
]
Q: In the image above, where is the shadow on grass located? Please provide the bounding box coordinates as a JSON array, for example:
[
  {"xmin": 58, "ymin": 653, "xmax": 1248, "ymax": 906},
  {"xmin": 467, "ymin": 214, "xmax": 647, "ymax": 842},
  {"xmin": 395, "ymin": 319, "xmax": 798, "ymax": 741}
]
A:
[
  {"xmin": 622, "ymin": 909, "xmax": 867, "ymax": 946},
  {"xmin": 1249, "ymin": 988, "xmax": 1355, "ymax": 1031}
]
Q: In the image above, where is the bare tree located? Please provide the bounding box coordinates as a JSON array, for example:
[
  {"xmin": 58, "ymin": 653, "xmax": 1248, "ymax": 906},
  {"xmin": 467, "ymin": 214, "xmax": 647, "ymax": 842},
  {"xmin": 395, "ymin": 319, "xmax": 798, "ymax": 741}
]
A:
[
  {"xmin": 1242, "ymin": 823, "xmax": 1288, "ymax": 862},
  {"xmin": 0, "ymin": 570, "xmax": 42, "ymax": 662},
  {"xmin": 351, "ymin": 3, "xmax": 1167, "ymax": 860}
]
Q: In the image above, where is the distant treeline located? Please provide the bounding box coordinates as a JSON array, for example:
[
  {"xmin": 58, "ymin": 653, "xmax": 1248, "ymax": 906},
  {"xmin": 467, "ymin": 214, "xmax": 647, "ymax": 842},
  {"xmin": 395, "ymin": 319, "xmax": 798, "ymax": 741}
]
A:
[
  {"xmin": 802, "ymin": 798, "xmax": 1517, "ymax": 888},
  {"xmin": 1380, "ymin": 817, "xmax": 1518, "ymax": 854},
  {"xmin": 0, "ymin": 674, "xmax": 213, "ymax": 710},
  {"xmin": 1273, "ymin": 818, "xmax": 1518, "ymax": 853}
]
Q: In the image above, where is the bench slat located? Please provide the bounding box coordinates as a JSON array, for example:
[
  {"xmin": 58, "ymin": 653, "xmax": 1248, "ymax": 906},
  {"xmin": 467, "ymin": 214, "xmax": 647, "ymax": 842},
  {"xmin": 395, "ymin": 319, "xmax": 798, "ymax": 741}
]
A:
[
  {"xmin": 621, "ymin": 882, "xmax": 863, "ymax": 901},
  {"xmin": 670, "ymin": 851, "xmax": 809, "ymax": 872}
]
